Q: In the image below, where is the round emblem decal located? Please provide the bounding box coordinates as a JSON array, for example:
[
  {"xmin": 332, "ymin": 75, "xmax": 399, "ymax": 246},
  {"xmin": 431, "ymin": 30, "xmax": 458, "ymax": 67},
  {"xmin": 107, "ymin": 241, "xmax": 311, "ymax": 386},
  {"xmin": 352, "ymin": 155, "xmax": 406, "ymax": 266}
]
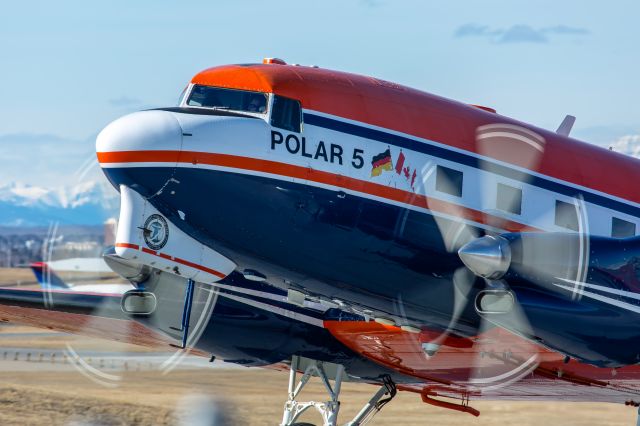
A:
[{"xmin": 143, "ymin": 214, "xmax": 169, "ymax": 250}]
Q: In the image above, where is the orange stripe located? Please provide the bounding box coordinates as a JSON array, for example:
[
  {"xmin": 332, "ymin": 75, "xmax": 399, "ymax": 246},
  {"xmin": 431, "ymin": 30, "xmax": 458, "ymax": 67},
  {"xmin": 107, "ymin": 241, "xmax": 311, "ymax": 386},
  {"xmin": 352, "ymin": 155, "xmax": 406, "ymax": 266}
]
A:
[
  {"xmin": 115, "ymin": 242, "xmax": 139, "ymax": 250},
  {"xmin": 101, "ymin": 150, "xmax": 539, "ymax": 233},
  {"xmin": 115, "ymin": 241, "xmax": 226, "ymax": 279},
  {"xmin": 97, "ymin": 151, "xmax": 180, "ymax": 163},
  {"xmin": 171, "ymin": 256, "xmax": 225, "ymax": 278}
]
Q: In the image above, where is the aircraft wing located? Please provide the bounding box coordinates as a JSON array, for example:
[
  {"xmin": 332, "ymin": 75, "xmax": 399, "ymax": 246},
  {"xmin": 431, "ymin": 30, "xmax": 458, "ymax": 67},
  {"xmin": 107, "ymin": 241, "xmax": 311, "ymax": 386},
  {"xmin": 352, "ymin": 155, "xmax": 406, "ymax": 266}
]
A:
[
  {"xmin": 0, "ymin": 286, "xmax": 185, "ymax": 351},
  {"xmin": 324, "ymin": 320, "xmax": 640, "ymax": 403}
]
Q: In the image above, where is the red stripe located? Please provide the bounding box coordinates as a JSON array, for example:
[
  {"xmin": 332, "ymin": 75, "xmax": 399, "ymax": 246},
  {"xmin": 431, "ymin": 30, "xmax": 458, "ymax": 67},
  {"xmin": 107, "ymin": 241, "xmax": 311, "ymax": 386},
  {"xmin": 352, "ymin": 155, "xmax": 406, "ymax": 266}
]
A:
[
  {"xmin": 372, "ymin": 157, "xmax": 391, "ymax": 168},
  {"xmin": 171, "ymin": 256, "xmax": 225, "ymax": 279},
  {"xmin": 395, "ymin": 151, "xmax": 405, "ymax": 174},
  {"xmin": 115, "ymin": 241, "xmax": 226, "ymax": 279},
  {"xmin": 115, "ymin": 243, "xmax": 139, "ymax": 250},
  {"xmin": 101, "ymin": 151, "xmax": 538, "ymax": 233}
]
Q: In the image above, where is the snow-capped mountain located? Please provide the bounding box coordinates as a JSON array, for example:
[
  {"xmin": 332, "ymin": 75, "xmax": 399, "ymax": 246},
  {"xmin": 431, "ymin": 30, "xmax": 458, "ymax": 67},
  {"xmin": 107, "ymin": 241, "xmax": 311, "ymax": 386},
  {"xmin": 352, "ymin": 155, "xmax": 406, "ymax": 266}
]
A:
[{"xmin": 0, "ymin": 180, "xmax": 119, "ymax": 226}]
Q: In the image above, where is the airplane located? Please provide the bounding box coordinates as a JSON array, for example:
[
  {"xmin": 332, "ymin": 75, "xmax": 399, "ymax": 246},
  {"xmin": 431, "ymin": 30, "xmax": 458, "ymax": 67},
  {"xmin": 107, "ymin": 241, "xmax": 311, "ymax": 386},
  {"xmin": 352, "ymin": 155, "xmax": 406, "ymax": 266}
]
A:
[
  {"xmin": 2, "ymin": 57, "xmax": 640, "ymax": 425},
  {"xmin": 29, "ymin": 261, "xmax": 133, "ymax": 295}
]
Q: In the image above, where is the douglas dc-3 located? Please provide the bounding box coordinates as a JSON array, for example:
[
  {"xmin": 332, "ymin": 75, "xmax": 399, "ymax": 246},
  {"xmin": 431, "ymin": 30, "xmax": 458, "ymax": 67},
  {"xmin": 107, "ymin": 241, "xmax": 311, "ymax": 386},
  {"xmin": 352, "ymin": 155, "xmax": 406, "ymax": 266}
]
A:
[{"xmin": 3, "ymin": 58, "xmax": 640, "ymax": 425}]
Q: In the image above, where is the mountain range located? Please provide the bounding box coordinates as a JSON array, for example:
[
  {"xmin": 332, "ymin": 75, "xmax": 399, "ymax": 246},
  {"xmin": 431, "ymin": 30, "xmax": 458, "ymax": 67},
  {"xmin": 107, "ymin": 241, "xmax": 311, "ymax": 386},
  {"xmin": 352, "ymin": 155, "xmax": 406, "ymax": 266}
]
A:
[{"xmin": 0, "ymin": 180, "xmax": 119, "ymax": 227}]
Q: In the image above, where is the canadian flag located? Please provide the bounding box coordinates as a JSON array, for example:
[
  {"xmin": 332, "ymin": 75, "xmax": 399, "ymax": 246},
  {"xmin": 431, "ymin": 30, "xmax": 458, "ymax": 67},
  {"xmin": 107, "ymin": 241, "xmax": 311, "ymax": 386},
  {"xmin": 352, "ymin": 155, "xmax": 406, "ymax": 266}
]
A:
[{"xmin": 395, "ymin": 151, "xmax": 405, "ymax": 174}]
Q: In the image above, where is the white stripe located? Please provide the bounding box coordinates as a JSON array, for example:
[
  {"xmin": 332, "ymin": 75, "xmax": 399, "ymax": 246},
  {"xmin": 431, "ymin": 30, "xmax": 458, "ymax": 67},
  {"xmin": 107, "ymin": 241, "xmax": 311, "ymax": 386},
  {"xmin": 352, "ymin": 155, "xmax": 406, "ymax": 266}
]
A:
[
  {"xmin": 553, "ymin": 283, "xmax": 640, "ymax": 315},
  {"xmin": 304, "ymin": 108, "xmax": 640, "ymax": 211},
  {"xmin": 556, "ymin": 278, "xmax": 640, "ymax": 301},
  {"xmin": 100, "ymin": 109, "xmax": 640, "ymax": 211},
  {"xmin": 211, "ymin": 282, "xmax": 329, "ymax": 312},
  {"xmin": 216, "ymin": 292, "xmax": 325, "ymax": 327}
]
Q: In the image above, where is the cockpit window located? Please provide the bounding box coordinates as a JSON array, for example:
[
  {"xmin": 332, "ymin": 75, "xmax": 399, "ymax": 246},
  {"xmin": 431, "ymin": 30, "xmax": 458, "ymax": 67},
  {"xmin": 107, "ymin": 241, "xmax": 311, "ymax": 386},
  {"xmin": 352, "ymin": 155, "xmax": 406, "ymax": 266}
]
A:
[
  {"xmin": 270, "ymin": 95, "xmax": 302, "ymax": 133},
  {"xmin": 187, "ymin": 85, "xmax": 268, "ymax": 113}
]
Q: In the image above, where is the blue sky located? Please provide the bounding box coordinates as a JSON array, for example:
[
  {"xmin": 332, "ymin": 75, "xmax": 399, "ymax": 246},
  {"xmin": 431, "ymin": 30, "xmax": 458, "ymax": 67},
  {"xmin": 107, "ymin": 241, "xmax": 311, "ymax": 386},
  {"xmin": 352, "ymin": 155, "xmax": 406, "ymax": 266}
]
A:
[{"xmin": 1, "ymin": 0, "xmax": 638, "ymax": 185}]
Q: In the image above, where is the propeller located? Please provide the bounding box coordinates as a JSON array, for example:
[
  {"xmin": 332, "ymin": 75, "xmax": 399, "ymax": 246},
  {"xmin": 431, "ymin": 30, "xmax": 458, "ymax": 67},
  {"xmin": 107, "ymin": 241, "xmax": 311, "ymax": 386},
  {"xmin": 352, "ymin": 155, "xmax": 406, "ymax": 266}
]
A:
[
  {"xmin": 456, "ymin": 119, "xmax": 596, "ymax": 389},
  {"xmin": 404, "ymin": 116, "xmax": 593, "ymax": 392}
]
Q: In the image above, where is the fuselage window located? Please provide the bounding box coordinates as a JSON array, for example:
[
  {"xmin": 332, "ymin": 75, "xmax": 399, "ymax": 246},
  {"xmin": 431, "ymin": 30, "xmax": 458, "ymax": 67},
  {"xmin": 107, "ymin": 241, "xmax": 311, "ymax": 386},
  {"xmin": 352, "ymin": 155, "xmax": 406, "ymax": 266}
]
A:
[
  {"xmin": 612, "ymin": 217, "xmax": 636, "ymax": 238},
  {"xmin": 435, "ymin": 165, "xmax": 463, "ymax": 197},
  {"xmin": 186, "ymin": 85, "xmax": 268, "ymax": 114},
  {"xmin": 271, "ymin": 95, "xmax": 302, "ymax": 133},
  {"xmin": 554, "ymin": 200, "xmax": 579, "ymax": 231},
  {"xmin": 496, "ymin": 183, "xmax": 522, "ymax": 215}
]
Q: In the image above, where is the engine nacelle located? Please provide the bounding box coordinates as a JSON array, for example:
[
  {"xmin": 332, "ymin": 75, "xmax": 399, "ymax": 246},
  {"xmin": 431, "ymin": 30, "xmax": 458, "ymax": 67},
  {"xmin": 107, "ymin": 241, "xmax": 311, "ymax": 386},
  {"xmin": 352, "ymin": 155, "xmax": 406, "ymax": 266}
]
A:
[{"xmin": 460, "ymin": 233, "xmax": 640, "ymax": 367}]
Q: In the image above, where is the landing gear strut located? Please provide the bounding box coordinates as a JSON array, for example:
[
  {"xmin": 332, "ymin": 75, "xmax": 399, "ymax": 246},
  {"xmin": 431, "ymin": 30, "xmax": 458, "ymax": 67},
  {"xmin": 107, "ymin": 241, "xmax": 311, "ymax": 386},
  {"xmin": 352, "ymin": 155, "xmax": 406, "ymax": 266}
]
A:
[
  {"xmin": 346, "ymin": 375, "xmax": 396, "ymax": 426},
  {"xmin": 280, "ymin": 356, "xmax": 397, "ymax": 426},
  {"xmin": 281, "ymin": 356, "xmax": 344, "ymax": 426}
]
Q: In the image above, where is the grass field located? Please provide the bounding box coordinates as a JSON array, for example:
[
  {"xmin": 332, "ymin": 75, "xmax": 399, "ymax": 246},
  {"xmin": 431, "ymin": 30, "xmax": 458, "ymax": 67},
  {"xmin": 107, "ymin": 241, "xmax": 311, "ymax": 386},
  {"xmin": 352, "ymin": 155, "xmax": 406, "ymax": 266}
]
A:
[{"xmin": 0, "ymin": 365, "xmax": 637, "ymax": 425}]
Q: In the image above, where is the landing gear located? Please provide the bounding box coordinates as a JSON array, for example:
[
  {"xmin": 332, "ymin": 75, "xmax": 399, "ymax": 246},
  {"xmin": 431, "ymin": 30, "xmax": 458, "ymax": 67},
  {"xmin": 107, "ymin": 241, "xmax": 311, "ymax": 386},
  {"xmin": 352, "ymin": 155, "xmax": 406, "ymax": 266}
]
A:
[
  {"xmin": 281, "ymin": 356, "xmax": 344, "ymax": 426},
  {"xmin": 346, "ymin": 375, "xmax": 396, "ymax": 426},
  {"xmin": 280, "ymin": 356, "xmax": 397, "ymax": 426}
]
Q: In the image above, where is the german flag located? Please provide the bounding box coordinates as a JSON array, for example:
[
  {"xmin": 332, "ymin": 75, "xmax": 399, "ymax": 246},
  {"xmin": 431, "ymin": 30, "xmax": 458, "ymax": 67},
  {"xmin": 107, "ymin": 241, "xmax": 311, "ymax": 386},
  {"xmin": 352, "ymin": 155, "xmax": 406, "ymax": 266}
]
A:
[{"xmin": 370, "ymin": 148, "xmax": 393, "ymax": 177}]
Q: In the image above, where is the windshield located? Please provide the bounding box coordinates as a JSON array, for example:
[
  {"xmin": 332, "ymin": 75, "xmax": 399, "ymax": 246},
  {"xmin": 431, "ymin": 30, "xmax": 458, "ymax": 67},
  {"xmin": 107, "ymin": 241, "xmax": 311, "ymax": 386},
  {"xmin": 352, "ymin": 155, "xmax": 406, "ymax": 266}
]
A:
[
  {"xmin": 177, "ymin": 85, "xmax": 188, "ymax": 106},
  {"xmin": 187, "ymin": 85, "xmax": 268, "ymax": 113}
]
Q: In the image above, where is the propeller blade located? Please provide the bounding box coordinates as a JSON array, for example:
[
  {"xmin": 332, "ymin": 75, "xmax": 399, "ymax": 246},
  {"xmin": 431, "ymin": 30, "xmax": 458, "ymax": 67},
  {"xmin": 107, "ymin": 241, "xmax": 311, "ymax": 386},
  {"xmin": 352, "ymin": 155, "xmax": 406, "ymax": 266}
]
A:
[{"xmin": 467, "ymin": 291, "xmax": 541, "ymax": 394}]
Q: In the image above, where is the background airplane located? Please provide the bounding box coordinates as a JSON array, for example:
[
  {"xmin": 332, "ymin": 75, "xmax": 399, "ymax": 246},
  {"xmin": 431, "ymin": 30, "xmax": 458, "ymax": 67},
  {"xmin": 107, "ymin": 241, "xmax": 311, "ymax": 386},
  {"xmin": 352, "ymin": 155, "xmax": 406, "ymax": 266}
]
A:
[{"xmin": 29, "ymin": 261, "xmax": 132, "ymax": 295}]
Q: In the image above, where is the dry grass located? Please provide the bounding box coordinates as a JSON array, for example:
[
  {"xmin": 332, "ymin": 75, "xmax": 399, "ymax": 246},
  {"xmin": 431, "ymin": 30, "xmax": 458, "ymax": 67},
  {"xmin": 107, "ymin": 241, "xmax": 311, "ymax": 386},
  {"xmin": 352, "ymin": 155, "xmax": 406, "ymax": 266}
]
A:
[
  {"xmin": 0, "ymin": 385, "xmax": 173, "ymax": 426},
  {"xmin": 0, "ymin": 367, "xmax": 636, "ymax": 425},
  {"xmin": 0, "ymin": 268, "xmax": 38, "ymax": 286}
]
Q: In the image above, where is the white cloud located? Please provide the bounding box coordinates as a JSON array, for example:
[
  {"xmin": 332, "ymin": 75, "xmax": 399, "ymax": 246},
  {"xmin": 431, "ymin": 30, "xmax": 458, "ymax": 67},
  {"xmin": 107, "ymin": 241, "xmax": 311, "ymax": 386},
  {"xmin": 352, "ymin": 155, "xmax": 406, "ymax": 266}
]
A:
[
  {"xmin": 607, "ymin": 135, "xmax": 640, "ymax": 158},
  {"xmin": 454, "ymin": 23, "xmax": 590, "ymax": 44}
]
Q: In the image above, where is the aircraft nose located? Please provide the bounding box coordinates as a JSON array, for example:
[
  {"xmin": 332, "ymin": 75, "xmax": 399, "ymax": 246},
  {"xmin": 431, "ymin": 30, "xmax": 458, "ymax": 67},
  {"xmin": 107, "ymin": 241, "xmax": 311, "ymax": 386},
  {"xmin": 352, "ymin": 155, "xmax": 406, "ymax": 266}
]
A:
[
  {"xmin": 97, "ymin": 110, "xmax": 183, "ymax": 154},
  {"xmin": 96, "ymin": 110, "xmax": 183, "ymax": 196}
]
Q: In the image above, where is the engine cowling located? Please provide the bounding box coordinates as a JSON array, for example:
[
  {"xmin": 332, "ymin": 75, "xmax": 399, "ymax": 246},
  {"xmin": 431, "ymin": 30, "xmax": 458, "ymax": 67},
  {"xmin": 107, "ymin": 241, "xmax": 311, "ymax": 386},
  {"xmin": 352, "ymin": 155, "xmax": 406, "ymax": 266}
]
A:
[{"xmin": 459, "ymin": 233, "xmax": 640, "ymax": 367}]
